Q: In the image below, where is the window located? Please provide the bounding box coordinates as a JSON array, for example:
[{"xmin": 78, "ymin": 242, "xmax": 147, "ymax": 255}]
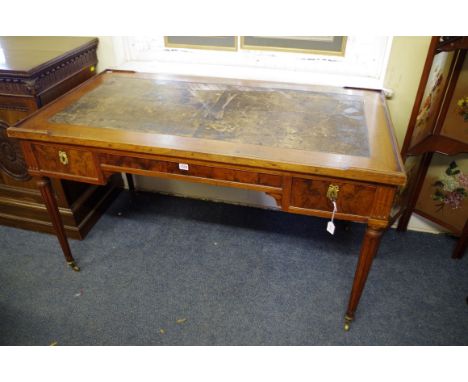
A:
[
  {"xmin": 118, "ymin": 36, "xmax": 391, "ymax": 89},
  {"xmin": 162, "ymin": 36, "xmax": 347, "ymax": 56},
  {"xmin": 241, "ymin": 36, "xmax": 347, "ymax": 56},
  {"xmin": 164, "ymin": 36, "xmax": 238, "ymax": 51}
]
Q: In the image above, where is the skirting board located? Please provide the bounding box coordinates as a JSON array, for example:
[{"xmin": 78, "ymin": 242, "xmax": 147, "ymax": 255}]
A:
[{"xmin": 395, "ymin": 214, "xmax": 447, "ymax": 234}]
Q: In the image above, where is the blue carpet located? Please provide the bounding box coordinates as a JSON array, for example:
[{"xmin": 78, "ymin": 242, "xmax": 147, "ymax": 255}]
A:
[{"xmin": 0, "ymin": 191, "xmax": 467, "ymax": 345}]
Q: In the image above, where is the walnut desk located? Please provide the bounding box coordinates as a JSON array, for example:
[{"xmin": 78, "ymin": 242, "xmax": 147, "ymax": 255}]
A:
[{"xmin": 8, "ymin": 70, "xmax": 406, "ymax": 330}]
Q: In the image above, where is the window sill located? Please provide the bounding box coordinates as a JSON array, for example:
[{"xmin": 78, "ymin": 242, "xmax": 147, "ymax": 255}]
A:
[{"xmin": 116, "ymin": 60, "xmax": 384, "ymax": 90}]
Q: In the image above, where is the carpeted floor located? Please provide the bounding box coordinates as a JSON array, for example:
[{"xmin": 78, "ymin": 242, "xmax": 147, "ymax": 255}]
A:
[{"xmin": 0, "ymin": 190, "xmax": 466, "ymax": 345}]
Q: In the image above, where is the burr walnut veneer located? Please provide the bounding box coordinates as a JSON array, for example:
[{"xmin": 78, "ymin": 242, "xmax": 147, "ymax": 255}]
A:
[{"xmin": 8, "ymin": 70, "xmax": 406, "ymax": 330}]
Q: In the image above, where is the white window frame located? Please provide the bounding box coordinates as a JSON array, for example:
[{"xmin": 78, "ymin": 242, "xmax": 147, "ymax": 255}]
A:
[{"xmin": 106, "ymin": 36, "xmax": 393, "ymax": 90}]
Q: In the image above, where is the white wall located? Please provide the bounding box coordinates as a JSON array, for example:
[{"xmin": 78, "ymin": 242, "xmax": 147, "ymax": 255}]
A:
[{"xmin": 384, "ymin": 37, "xmax": 432, "ymax": 146}]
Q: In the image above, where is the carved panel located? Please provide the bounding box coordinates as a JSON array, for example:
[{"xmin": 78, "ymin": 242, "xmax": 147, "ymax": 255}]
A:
[
  {"xmin": 34, "ymin": 47, "xmax": 98, "ymax": 94},
  {"xmin": 0, "ymin": 120, "xmax": 30, "ymax": 181},
  {"xmin": 0, "ymin": 78, "xmax": 32, "ymax": 96},
  {"xmin": 0, "ymin": 45, "xmax": 97, "ymax": 96}
]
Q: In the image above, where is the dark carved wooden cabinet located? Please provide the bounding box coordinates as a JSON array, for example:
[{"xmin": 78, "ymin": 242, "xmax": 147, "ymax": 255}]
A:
[{"xmin": 0, "ymin": 37, "xmax": 121, "ymax": 239}]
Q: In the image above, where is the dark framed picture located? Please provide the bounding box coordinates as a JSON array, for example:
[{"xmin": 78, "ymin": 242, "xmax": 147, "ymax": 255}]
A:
[
  {"xmin": 164, "ymin": 36, "xmax": 238, "ymax": 51},
  {"xmin": 240, "ymin": 36, "xmax": 347, "ymax": 56}
]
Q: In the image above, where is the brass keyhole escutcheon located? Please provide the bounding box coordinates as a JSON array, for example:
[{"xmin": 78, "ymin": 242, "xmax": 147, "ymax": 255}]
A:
[
  {"xmin": 327, "ymin": 184, "xmax": 339, "ymax": 201},
  {"xmin": 58, "ymin": 150, "xmax": 68, "ymax": 165}
]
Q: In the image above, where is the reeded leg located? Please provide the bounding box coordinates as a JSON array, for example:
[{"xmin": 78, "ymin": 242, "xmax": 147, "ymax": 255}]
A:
[
  {"xmin": 37, "ymin": 177, "xmax": 79, "ymax": 271},
  {"xmin": 344, "ymin": 224, "xmax": 384, "ymax": 331}
]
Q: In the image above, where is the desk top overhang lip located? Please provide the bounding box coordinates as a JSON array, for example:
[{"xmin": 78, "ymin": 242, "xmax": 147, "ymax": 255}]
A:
[{"xmin": 8, "ymin": 70, "xmax": 406, "ymax": 187}]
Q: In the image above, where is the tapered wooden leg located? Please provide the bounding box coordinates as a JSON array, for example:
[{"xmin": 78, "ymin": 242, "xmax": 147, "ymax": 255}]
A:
[
  {"xmin": 344, "ymin": 224, "xmax": 384, "ymax": 331},
  {"xmin": 37, "ymin": 177, "xmax": 79, "ymax": 271}
]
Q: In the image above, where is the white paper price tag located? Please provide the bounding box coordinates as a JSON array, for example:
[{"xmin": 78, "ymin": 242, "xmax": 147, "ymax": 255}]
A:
[
  {"xmin": 327, "ymin": 221, "xmax": 336, "ymax": 235},
  {"xmin": 327, "ymin": 201, "xmax": 337, "ymax": 235},
  {"xmin": 178, "ymin": 163, "xmax": 189, "ymax": 171}
]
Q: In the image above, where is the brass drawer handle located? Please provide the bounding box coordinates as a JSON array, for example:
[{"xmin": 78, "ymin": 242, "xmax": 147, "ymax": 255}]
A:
[
  {"xmin": 58, "ymin": 150, "xmax": 69, "ymax": 165},
  {"xmin": 327, "ymin": 184, "xmax": 339, "ymax": 201}
]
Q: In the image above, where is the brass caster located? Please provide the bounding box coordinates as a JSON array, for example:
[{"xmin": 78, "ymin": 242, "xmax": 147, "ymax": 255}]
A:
[
  {"xmin": 67, "ymin": 261, "xmax": 80, "ymax": 272},
  {"xmin": 344, "ymin": 314, "xmax": 353, "ymax": 332}
]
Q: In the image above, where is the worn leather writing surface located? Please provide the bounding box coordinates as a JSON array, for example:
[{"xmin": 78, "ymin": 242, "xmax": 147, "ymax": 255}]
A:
[{"xmin": 50, "ymin": 77, "xmax": 370, "ymax": 157}]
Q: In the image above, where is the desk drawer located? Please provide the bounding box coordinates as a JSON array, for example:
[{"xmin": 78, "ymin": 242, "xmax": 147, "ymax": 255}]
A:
[
  {"xmin": 290, "ymin": 177, "xmax": 376, "ymax": 217},
  {"xmin": 32, "ymin": 143, "xmax": 99, "ymax": 180},
  {"xmin": 164, "ymin": 161, "xmax": 282, "ymax": 188},
  {"xmin": 99, "ymin": 153, "xmax": 282, "ymax": 189}
]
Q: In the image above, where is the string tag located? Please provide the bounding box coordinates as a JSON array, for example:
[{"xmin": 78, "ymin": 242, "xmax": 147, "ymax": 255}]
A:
[{"xmin": 327, "ymin": 201, "xmax": 337, "ymax": 235}]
